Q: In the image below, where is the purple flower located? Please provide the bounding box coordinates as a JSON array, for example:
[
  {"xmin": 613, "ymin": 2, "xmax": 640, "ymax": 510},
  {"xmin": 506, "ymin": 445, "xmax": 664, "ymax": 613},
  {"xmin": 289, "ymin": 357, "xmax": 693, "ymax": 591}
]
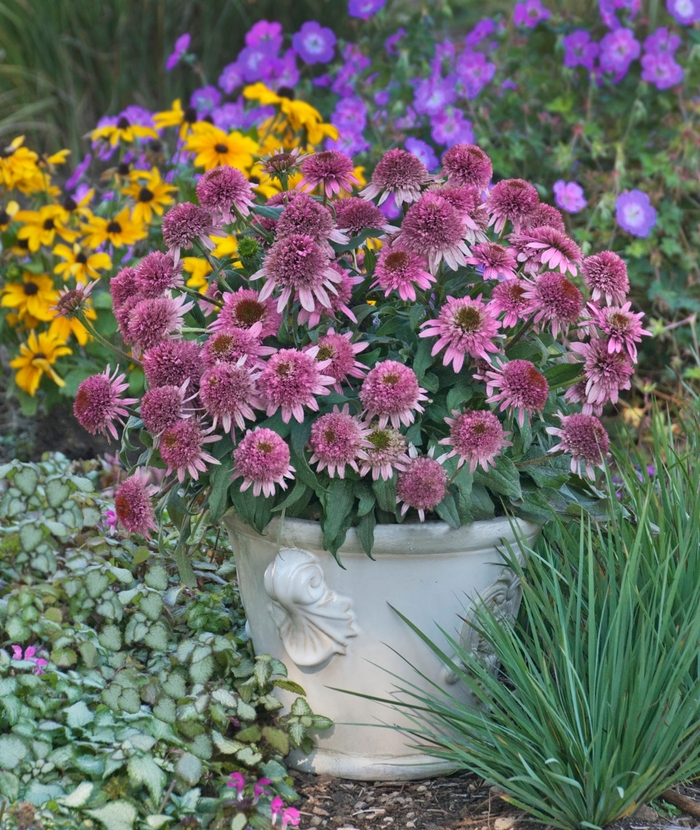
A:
[
  {"xmin": 374, "ymin": 89, "xmax": 390, "ymax": 106},
  {"xmin": 379, "ymin": 192, "xmax": 401, "ymax": 220},
  {"xmin": 553, "ymin": 180, "xmax": 587, "ymax": 213},
  {"xmin": 413, "ymin": 75, "xmax": 456, "ymax": 116},
  {"xmin": 227, "ymin": 772, "xmax": 245, "ymax": 796},
  {"xmin": 292, "ymin": 21, "xmax": 336, "ymax": 64},
  {"xmin": 332, "ymin": 97, "xmax": 368, "ymax": 133},
  {"xmin": 212, "ymin": 101, "xmax": 245, "ymax": 131},
  {"xmin": 641, "ymin": 51, "xmax": 684, "ymax": 88},
  {"xmin": 267, "ymin": 49, "xmax": 300, "ymax": 89},
  {"xmin": 65, "ymin": 153, "xmax": 92, "ymax": 192},
  {"xmin": 616, "ymin": 190, "xmax": 657, "ymax": 237},
  {"xmin": 599, "ymin": 0, "xmax": 641, "ymax": 28},
  {"xmin": 190, "ymin": 85, "xmax": 222, "ymax": 117},
  {"xmin": 396, "ymin": 106, "xmax": 418, "ymax": 131},
  {"xmin": 456, "ymin": 51, "xmax": 496, "ymax": 98},
  {"xmin": 562, "ymin": 30, "xmax": 600, "ymax": 70},
  {"xmin": 245, "ymin": 20, "xmax": 283, "ymax": 51},
  {"xmin": 121, "ymin": 105, "xmax": 154, "ymax": 127},
  {"xmin": 431, "ymin": 108, "xmax": 475, "ymax": 147},
  {"xmin": 238, "ymin": 44, "xmax": 277, "ymax": 82},
  {"xmin": 501, "ymin": 78, "xmax": 518, "ymax": 90},
  {"xmin": 331, "ymin": 44, "xmax": 370, "ymax": 95},
  {"xmin": 166, "ymin": 33, "xmax": 190, "ymax": 71},
  {"xmin": 348, "ymin": 0, "xmax": 386, "ymax": 19},
  {"xmin": 405, "ymin": 137, "xmax": 439, "ymax": 172},
  {"xmin": 599, "ymin": 27, "xmax": 640, "ymax": 79},
  {"xmin": 326, "ymin": 131, "xmax": 370, "ymax": 155},
  {"xmin": 313, "ymin": 74, "xmax": 333, "ymax": 87},
  {"xmin": 666, "ymin": 0, "xmax": 700, "ymax": 25},
  {"xmin": 644, "ymin": 27, "xmax": 681, "ymax": 55},
  {"xmin": 243, "ymin": 105, "xmax": 275, "ymax": 131},
  {"xmin": 218, "ymin": 61, "xmax": 245, "ymax": 94},
  {"xmin": 466, "ymin": 18, "xmax": 496, "ymax": 47},
  {"xmin": 385, "ymin": 28, "xmax": 405, "ymax": 54},
  {"xmin": 513, "ymin": 0, "xmax": 551, "ymax": 28}
]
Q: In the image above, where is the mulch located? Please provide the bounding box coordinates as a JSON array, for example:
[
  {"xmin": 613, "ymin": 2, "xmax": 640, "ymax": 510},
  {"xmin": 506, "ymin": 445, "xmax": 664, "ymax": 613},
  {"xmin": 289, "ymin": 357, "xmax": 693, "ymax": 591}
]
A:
[{"xmin": 291, "ymin": 771, "xmax": 700, "ymax": 830}]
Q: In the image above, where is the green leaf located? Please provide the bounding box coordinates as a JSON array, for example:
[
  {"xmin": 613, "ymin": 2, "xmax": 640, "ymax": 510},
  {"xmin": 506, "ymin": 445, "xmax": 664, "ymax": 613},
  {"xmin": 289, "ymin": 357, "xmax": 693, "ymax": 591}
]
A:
[
  {"xmin": 14, "ymin": 467, "xmax": 38, "ymax": 496},
  {"xmin": 435, "ymin": 494, "xmax": 460, "ymax": 529},
  {"xmin": 45, "ymin": 479, "xmax": 70, "ymax": 508},
  {"xmin": 272, "ymin": 479, "xmax": 309, "ymax": 513},
  {"xmin": 19, "ymin": 524, "xmax": 43, "ymax": 553},
  {"xmin": 544, "ymin": 362, "xmax": 584, "ymax": 388},
  {"xmin": 86, "ymin": 802, "xmax": 138, "ymax": 830},
  {"xmin": 144, "ymin": 564, "xmax": 168, "ymax": 591},
  {"xmin": 475, "ymin": 455, "xmax": 522, "ymax": 499},
  {"xmin": 60, "ymin": 782, "xmax": 94, "ymax": 808},
  {"xmin": 0, "ymin": 771, "xmax": 20, "ymax": 802},
  {"xmin": 128, "ymin": 755, "xmax": 167, "ymax": 802},
  {"xmin": 208, "ymin": 454, "xmax": 233, "ymax": 524},
  {"xmin": 356, "ymin": 510, "xmax": 376, "ymax": 557},
  {"xmin": 174, "ymin": 752, "xmax": 202, "ymax": 786},
  {"xmin": 321, "ymin": 479, "xmax": 354, "ymax": 555},
  {"xmin": 273, "ymin": 679, "xmax": 306, "ymax": 695},
  {"xmin": 413, "ymin": 339, "xmax": 434, "ymax": 380},
  {"xmin": 446, "ymin": 383, "xmax": 473, "ymax": 413},
  {"xmin": 372, "ymin": 476, "xmax": 397, "ymax": 514},
  {"xmin": 189, "ymin": 733, "xmax": 213, "ymax": 760},
  {"xmin": 262, "ymin": 726, "xmax": 290, "ymax": 755},
  {"xmin": 0, "ymin": 735, "xmax": 28, "ymax": 769},
  {"xmin": 99, "ymin": 624, "xmax": 123, "ymax": 652},
  {"xmin": 146, "ymin": 816, "xmax": 174, "ymax": 829},
  {"xmin": 251, "ymin": 205, "xmax": 283, "ymax": 220},
  {"xmin": 66, "ymin": 701, "xmax": 94, "ymax": 729}
]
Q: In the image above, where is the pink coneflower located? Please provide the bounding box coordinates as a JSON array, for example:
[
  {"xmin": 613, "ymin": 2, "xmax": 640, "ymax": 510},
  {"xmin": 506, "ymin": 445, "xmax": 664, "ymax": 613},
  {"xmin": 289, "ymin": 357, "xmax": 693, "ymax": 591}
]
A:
[
  {"xmin": 521, "ymin": 202, "xmax": 566, "ymax": 234},
  {"xmin": 196, "ymin": 165, "xmax": 255, "ymax": 223},
  {"xmin": 258, "ymin": 347, "xmax": 334, "ymax": 423},
  {"xmin": 481, "ymin": 359, "xmax": 550, "ymax": 426},
  {"xmin": 159, "ymin": 418, "xmax": 220, "ymax": 483},
  {"xmin": 486, "ymin": 178, "xmax": 539, "ymax": 234},
  {"xmin": 361, "ymin": 148, "xmax": 430, "ymax": 206},
  {"xmin": 210, "ymin": 288, "xmax": 281, "ymax": 338},
  {"xmin": 396, "ymin": 454, "xmax": 448, "ymax": 521},
  {"xmin": 114, "ymin": 469, "xmax": 159, "ymax": 536},
  {"xmin": 297, "ymin": 263, "xmax": 363, "ymax": 328},
  {"xmin": 372, "ymin": 246, "xmax": 436, "ymax": 302},
  {"xmin": 441, "ymin": 143, "xmax": 493, "ymax": 190},
  {"xmin": 135, "ymin": 251, "xmax": 183, "ymax": 299},
  {"xmin": 516, "ymin": 226, "xmax": 582, "ymax": 276},
  {"xmin": 251, "ymin": 234, "xmax": 342, "ymax": 314},
  {"xmin": 334, "ymin": 197, "xmax": 397, "ymax": 236},
  {"xmin": 199, "ymin": 359, "xmax": 263, "ymax": 433},
  {"xmin": 162, "ymin": 202, "xmax": 218, "ymax": 263},
  {"xmin": 140, "ymin": 382, "xmax": 191, "ymax": 436},
  {"xmin": 308, "ymin": 405, "xmax": 370, "ymax": 478},
  {"xmin": 202, "ymin": 323, "xmax": 275, "ymax": 367},
  {"xmin": 467, "ymin": 242, "xmax": 517, "ymax": 281},
  {"xmin": 489, "ymin": 280, "xmax": 532, "ymax": 328},
  {"xmin": 232, "ymin": 427, "xmax": 295, "ymax": 497},
  {"xmin": 439, "ymin": 409, "xmax": 511, "ymax": 473},
  {"xmin": 420, "ymin": 295, "xmax": 501, "ymax": 372},
  {"xmin": 584, "ymin": 301, "xmax": 649, "ymax": 361},
  {"xmin": 143, "ymin": 339, "xmax": 203, "ymax": 389},
  {"xmin": 111, "ymin": 266, "xmax": 140, "ymax": 309},
  {"xmin": 311, "ymin": 330, "xmax": 368, "ymax": 393},
  {"xmin": 74, "ymin": 366, "xmax": 137, "ymax": 440},
  {"xmin": 358, "ymin": 425, "xmax": 409, "ymax": 480},
  {"xmin": 522, "ymin": 273, "xmax": 584, "ymax": 337},
  {"xmin": 275, "ymin": 193, "xmax": 348, "ymax": 253},
  {"xmin": 299, "ymin": 150, "xmax": 360, "ymax": 198},
  {"xmin": 125, "ymin": 294, "xmax": 193, "ymax": 353},
  {"xmin": 563, "ymin": 379, "xmax": 603, "ymax": 417},
  {"xmin": 359, "ymin": 360, "xmax": 428, "ymax": 429},
  {"xmin": 581, "ymin": 251, "xmax": 630, "ymax": 306},
  {"xmin": 547, "ymin": 413, "xmax": 610, "ymax": 479},
  {"xmin": 430, "ymin": 184, "xmax": 488, "ymax": 244},
  {"xmin": 569, "ymin": 338, "xmax": 635, "ymax": 407},
  {"xmin": 395, "ymin": 192, "xmax": 470, "ymax": 273}
]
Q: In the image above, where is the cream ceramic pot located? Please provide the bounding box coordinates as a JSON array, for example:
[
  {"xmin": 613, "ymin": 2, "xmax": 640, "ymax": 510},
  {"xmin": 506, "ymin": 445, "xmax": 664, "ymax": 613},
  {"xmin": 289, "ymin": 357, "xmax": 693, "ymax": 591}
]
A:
[{"xmin": 223, "ymin": 513, "xmax": 539, "ymax": 781}]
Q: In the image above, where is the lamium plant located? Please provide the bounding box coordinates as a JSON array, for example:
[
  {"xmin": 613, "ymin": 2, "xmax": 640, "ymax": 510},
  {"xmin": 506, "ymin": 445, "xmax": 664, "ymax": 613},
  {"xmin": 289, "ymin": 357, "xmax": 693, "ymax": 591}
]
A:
[{"xmin": 70, "ymin": 142, "xmax": 647, "ymax": 584}]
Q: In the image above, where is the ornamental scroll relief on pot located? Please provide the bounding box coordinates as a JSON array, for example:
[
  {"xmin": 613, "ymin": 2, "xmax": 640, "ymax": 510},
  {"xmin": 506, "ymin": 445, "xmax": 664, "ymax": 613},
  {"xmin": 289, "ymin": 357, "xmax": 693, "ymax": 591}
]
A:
[{"xmin": 264, "ymin": 548, "xmax": 358, "ymax": 668}]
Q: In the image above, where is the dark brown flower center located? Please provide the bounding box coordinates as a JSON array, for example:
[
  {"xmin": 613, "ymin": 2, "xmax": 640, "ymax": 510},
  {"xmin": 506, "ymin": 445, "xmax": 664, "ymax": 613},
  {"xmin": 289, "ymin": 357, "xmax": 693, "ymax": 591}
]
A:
[
  {"xmin": 323, "ymin": 428, "xmax": 337, "ymax": 443},
  {"xmin": 275, "ymin": 361, "xmax": 292, "ymax": 377},
  {"xmin": 248, "ymin": 175, "xmax": 260, "ymax": 185},
  {"xmin": 138, "ymin": 187, "xmax": 155, "ymax": 203},
  {"xmin": 17, "ymin": 238, "xmax": 29, "ymax": 250},
  {"xmin": 107, "ymin": 220, "xmax": 122, "ymax": 234},
  {"xmin": 317, "ymin": 345, "xmax": 335, "ymax": 361},
  {"xmin": 473, "ymin": 422, "xmax": 487, "ymax": 435},
  {"xmin": 76, "ymin": 252, "xmax": 88, "ymax": 264},
  {"xmin": 117, "ymin": 116, "xmax": 131, "ymax": 130},
  {"xmin": 43, "ymin": 218, "xmax": 55, "ymax": 230},
  {"xmin": 33, "ymin": 352, "xmax": 46, "ymax": 360},
  {"xmin": 385, "ymin": 250, "xmax": 409, "ymax": 270},
  {"xmin": 23, "ymin": 282, "xmax": 39, "ymax": 296},
  {"xmin": 0, "ymin": 145, "xmax": 15, "ymax": 158},
  {"xmin": 257, "ymin": 440, "xmax": 273, "ymax": 454},
  {"xmin": 162, "ymin": 432, "xmax": 179, "ymax": 449},
  {"xmin": 214, "ymin": 143, "xmax": 229, "ymax": 154},
  {"xmin": 382, "ymin": 373, "xmax": 399, "ymax": 386},
  {"xmin": 184, "ymin": 107, "xmax": 198, "ymax": 123},
  {"xmin": 235, "ymin": 299, "xmax": 265, "ymax": 325},
  {"xmin": 0, "ymin": 209, "xmax": 10, "ymax": 225},
  {"xmin": 212, "ymin": 334, "xmax": 233, "ymax": 355},
  {"xmin": 277, "ymin": 86, "xmax": 295, "ymax": 99},
  {"xmin": 62, "ymin": 195, "xmax": 78, "ymax": 211},
  {"xmin": 455, "ymin": 306, "xmax": 482, "ymax": 332},
  {"xmin": 117, "ymin": 162, "xmax": 131, "ymax": 176}
]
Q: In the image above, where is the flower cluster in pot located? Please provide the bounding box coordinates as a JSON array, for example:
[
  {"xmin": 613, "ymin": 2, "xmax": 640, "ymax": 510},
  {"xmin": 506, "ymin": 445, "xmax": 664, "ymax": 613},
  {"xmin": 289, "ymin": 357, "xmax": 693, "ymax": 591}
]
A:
[{"xmin": 71, "ymin": 141, "xmax": 647, "ymax": 569}]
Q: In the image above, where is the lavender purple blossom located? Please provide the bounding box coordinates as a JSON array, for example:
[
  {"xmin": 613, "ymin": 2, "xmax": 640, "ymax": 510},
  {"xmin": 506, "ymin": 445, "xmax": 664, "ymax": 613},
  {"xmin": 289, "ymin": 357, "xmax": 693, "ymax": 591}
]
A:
[
  {"xmin": 165, "ymin": 33, "xmax": 191, "ymax": 71},
  {"xmin": 616, "ymin": 190, "xmax": 657, "ymax": 237},
  {"xmin": 292, "ymin": 21, "xmax": 336, "ymax": 65}
]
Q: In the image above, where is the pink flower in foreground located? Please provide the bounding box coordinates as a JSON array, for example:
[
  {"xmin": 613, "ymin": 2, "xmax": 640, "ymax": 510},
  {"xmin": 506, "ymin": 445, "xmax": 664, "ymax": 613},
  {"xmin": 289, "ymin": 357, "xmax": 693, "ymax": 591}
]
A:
[
  {"xmin": 439, "ymin": 409, "xmax": 511, "ymax": 473},
  {"xmin": 297, "ymin": 263, "xmax": 363, "ymax": 328},
  {"xmin": 467, "ymin": 242, "xmax": 517, "ymax": 281},
  {"xmin": 308, "ymin": 405, "xmax": 370, "ymax": 478},
  {"xmin": 441, "ymin": 143, "xmax": 493, "ymax": 190},
  {"xmin": 522, "ymin": 202, "xmax": 566, "ymax": 233},
  {"xmin": 135, "ymin": 251, "xmax": 183, "ymax": 299},
  {"xmin": 211, "ymin": 288, "xmax": 282, "ymax": 338},
  {"xmin": 299, "ymin": 150, "xmax": 360, "ymax": 197},
  {"xmin": 125, "ymin": 294, "xmax": 193, "ymax": 353},
  {"xmin": 359, "ymin": 360, "xmax": 428, "ymax": 429},
  {"xmin": 111, "ymin": 266, "xmax": 140, "ymax": 309},
  {"xmin": 275, "ymin": 192, "xmax": 348, "ymax": 253},
  {"xmin": 159, "ymin": 418, "xmax": 220, "ymax": 483},
  {"xmin": 486, "ymin": 178, "xmax": 539, "ymax": 234},
  {"xmin": 489, "ymin": 280, "xmax": 533, "ymax": 328},
  {"xmin": 161, "ymin": 202, "xmax": 218, "ymax": 263},
  {"xmin": 431, "ymin": 184, "xmax": 488, "ymax": 243},
  {"xmin": 199, "ymin": 359, "xmax": 264, "ymax": 433},
  {"xmin": 547, "ymin": 413, "xmax": 610, "ymax": 479},
  {"xmin": 74, "ymin": 366, "xmax": 137, "ymax": 440},
  {"xmin": 361, "ymin": 148, "xmax": 431, "ymax": 206},
  {"xmin": 114, "ymin": 469, "xmax": 159, "ymax": 536},
  {"xmin": 584, "ymin": 301, "xmax": 650, "ymax": 361},
  {"xmin": 522, "ymin": 272, "xmax": 584, "ymax": 337},
  {"xmin": 196, "ymin": 165, "xmax": 255, "ymax": 223},
  {"xmin": 358, "ymin": 425, "xmax": 409, "ymax": 480},
  {"xmin": 140, "ymin": 382, "xmax": 191, "ymax": 436},
  {"xmin": 334, "ymin": 197, "xmax": 397, "ymax": 236},
  {"xmin": 396, "ymin": 454, "xmax": 448, "ymax": 521},
  {"xmin": 570, "ymin": 338, "xmax": 635, "ymax": 407},
  {"xmin": 516, "ymin": 226, "xmax": 582, "ymax": 276},
  {"xmin": 563, "ymin": 379, "xmax": 603, "ymax": 417},
  {"xmin": 480, "ymin": 359, "xmax": 550, "ymax": 427},
  {"xmin": 581, "ymin": 251, "xmax": 630, "ymax": 306},
  {"xmin": 312, "ymin": 330, "xmax": 367, "ymax": 392},
  {"xmin": 258, "ymin": 347, "xmax": 334, "ymax": 423},
  {"xmin": 232, "ymin": 427, "xmax": 295, "ymax": 497},
  {"xmin": 143, "ymin": 339, "xmax": 203, "ymax": 389},
  {"xmin": 202, "ymin": 323, "xmax": 276, "ymax": 367},
  {"xmin": 372, "ymin": 246, "xmax": 436, "ymax": 301},
  {"xmin": 395, "ymin": 192, "xmax": 470, "ymax": 273},
  {"xmin": 420, "ymin": 295, "xmax": 501, "ymax": 372}
]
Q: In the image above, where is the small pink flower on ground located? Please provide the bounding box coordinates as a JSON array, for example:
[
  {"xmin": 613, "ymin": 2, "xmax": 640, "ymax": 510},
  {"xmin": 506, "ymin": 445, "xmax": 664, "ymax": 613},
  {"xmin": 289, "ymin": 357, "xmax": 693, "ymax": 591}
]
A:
[
  {"xmin": 439, "ymin": 409, "xmax": 511, "ymax": 473},
  {"xmin": 199, "ymin": 359, "xmax": 263, "ymax": 433},
  {"xmin": 396, "ymin": 454, "xmax": 448, "ymax": 521},
  {"xmin": 143, "ymin": 339, "xmax": 203, "ymax": 389},
  {"xmin": 227, "ymin": 772, "xmax": 245, "ymax": 796},
  {"xmin": 11, "ymin": 645, "xmax": 48, "ymax": 675},
  {"xmin": 516, "ymin": 226, "xmax": 582, "ymax": 276},
  {"xmin": 275, "ymin": 192, "xmax": 348, "ymax": 253},
  {"xmin": 140, "ymin": 382, "xmax": 190, "ymax": 435},
  {"xmin": 467, "ymin": 242, "xmax": 517, "ymax": 281},
  {"xmin": 372, "ymin": 246, "xmax": 436, "ymax": 302},
  {"xmin": 162, "ymin": 202, "xmax": 218, "ymax": 263},
  {"xmin": 441, "ymin": 143, "xmax": 493, "ymax": 190},
  {"xmin": 361, "ymin": 148, "xmax": 430, "ymax": 206},
  {"xmin": 254, "ymin": 777, "xmax": 272, "ymax": 802},
  {"xmin": 299, "ymin": 150, "xmax": 360, "ymax": 197},
  {"xmin": 111, "ymin": 266, "xmax": 140, "ymax": 309},
  {"xmin": 114, "ymin": 469, "xmax": 159, "ymax": 536},
  {"xmin": 159, "ymin": 418, "xmax": 220, "ymax": 483},
  {"xmin": 488, "ymin": 280, "xmax": 533, "ymax": 328},
  {"xmin": 258, "ymin": 347, "xmax": 334, "ymax": 423},
  {"xmin": 251, "ymin": 233, "xmax": 342, "ymax": 314},
  {"xmin": 308, "ymin": 405, "xmax": 371, "ymax": 478},
  {"xmin": 312, "ymin": 329, "xmax": 368, "ymax": 392},
  {"xmin": 202, "ymin": 322, "xmax": 275, "ymax": 367},
  {"xmin": 196, "ymin": 165, "xmax": 255, "ymax": 223},
  {"xmin": 570, "ymin": 338, "xmax": 635, "ymax": 407},
  {"xmin": 583, "ymin": 301, "xmax": 650, "ymax": 361},
  {"xmin": 522, "ymin": 202, "xmax": 566, "ymax": 233},
  {"xmin": 581, "ymin": 251, "xmax": 630, "ymax": 306},
  {"xmin": 232, "ymin": 427, "xmax": 295, "ymax": 497},
  {"xmin": 547, "ymin": 413, "xmax": 610, "ymax": 479},
  {"xmin": 420, "ymin": 295, "xmax": 501, "ymax": 372},
  {"xmin": 358, "ymin": 425, "xmax": 409, "ymax": 480},
  {"xmin": 134, "ymin": 251, "xmax": 183, "ymax": 298},
  {"xmin": 486, "ymin": 178, "xmax": 539, "ymax": 234},
  {"xmin": 359, "ymin": 360, "xmax": 428, "ymax": 429},
  {"xmin": 334, "ymin": 197, "xmax": 397, "ymax": 236},
  {"xmin": 125, "ymin": 294, "xmax": 193, "ymax": 353},
  {"xmin": 74, "ymin": 366, "xmax": 137, "ymax": 440},
  {"xmin": 395, "ymin": 192, "xmax": 470, "ymax": 273},
  {"xmin": 522, "ymin": 273, "xmax": 584, "ymax": 337},
  {"xmin": 481, "ymin": 359, "xmax": 550, "ymax": 427},
  {"xmin": 210, "ymin": 288, "xmax": 282, "ymax": 338}
]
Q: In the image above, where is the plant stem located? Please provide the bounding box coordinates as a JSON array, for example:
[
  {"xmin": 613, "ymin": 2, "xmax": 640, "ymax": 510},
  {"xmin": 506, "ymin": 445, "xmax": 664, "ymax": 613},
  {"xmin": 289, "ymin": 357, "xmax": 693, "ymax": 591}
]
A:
[
  {"xmin": 516, "ymin": 451, "xmax": 563, "ymax": 468},
  {"xmin": 80, "ymin": 315, "xmax": 142, "ymax": 367},
  {"xmin": 506, "ymin": 315, "xmax": 535, "ymax": 352}
]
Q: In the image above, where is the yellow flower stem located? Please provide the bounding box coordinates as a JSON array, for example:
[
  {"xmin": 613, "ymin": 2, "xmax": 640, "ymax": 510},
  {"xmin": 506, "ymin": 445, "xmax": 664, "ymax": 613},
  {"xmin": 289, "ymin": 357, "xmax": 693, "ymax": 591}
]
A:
[{"xmin": 78, "ymin": 313, "xmax": 143, "ymax": 367}]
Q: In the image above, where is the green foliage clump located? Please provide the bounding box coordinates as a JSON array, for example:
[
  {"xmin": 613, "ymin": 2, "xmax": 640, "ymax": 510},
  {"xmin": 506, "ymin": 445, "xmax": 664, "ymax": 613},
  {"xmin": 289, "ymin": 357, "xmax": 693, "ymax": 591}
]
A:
[{"xmin": 0, "ymin": 454, "xmax": 331, "ymax": 830}]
